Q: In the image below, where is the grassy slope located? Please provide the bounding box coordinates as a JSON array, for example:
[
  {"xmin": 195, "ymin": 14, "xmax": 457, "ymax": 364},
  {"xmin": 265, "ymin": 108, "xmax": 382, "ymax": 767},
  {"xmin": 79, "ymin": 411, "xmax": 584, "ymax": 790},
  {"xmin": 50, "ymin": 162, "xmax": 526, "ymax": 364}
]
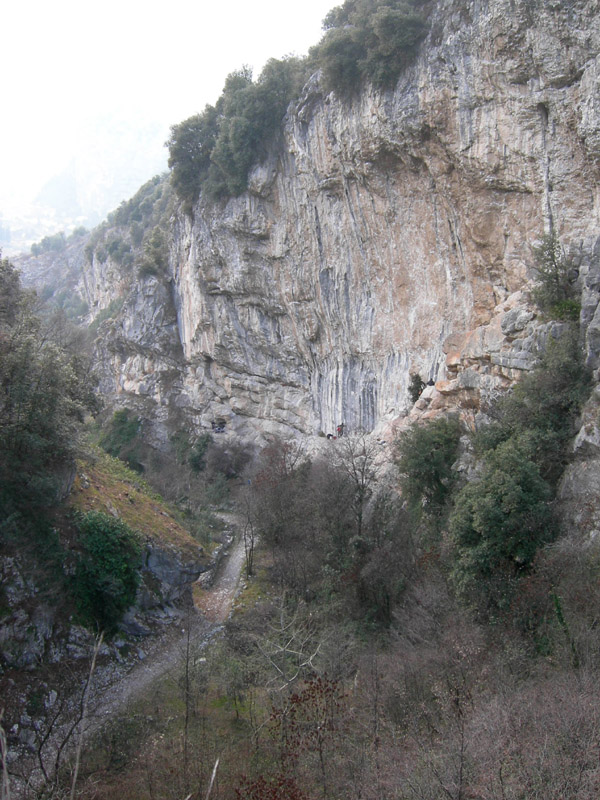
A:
[{"xmin": 67, "ymin": 448, "xmax": 203, "ymax": 558}]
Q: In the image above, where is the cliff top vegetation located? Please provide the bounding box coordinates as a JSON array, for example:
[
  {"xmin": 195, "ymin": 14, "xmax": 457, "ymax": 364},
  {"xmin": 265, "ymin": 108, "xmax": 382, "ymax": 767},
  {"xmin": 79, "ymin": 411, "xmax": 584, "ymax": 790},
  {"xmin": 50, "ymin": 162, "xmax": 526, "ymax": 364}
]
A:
[{"xmin": 167, "ymin": 0, "xmax": 430, "ymax": 206}]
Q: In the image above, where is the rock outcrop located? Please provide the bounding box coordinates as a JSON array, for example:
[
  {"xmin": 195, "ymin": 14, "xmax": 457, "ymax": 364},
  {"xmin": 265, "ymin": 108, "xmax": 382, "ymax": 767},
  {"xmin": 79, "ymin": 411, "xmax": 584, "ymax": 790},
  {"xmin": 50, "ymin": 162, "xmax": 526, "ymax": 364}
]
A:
[{"xmin": 16, "ymin": 0, "xmax": 600, "ymax": 448}]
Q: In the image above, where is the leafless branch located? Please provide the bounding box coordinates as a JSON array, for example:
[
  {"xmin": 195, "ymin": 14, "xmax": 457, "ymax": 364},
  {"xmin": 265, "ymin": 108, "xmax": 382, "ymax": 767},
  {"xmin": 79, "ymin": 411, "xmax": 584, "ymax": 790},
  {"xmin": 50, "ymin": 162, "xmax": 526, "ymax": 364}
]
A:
[{"xmin": 0, "ymin": 710, "xmax": 11, "ymax": 800}]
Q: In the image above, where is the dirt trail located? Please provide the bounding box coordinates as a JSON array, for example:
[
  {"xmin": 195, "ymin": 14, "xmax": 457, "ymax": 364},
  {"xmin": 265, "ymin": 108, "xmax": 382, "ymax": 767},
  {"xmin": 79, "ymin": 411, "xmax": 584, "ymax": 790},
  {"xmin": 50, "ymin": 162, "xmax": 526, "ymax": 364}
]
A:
[
  {"xmin": 88, "ymin": 511, "xmax": 246, "ymax": 728},
  {"xmin": 195, "ymin": 511, "xmax": 247, "ymax": 623},
  {"xmin": 13, "ymin": 513, "xmax": 246, "ymax": 797}
]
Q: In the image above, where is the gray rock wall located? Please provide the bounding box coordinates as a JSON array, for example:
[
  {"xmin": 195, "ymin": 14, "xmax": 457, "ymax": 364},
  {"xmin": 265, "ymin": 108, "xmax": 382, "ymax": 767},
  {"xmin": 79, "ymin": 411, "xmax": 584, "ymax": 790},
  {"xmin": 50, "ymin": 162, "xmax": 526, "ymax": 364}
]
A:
[
  {"xmin": 19, "ymin": 0, "xmax": 600, "ymax": 445},
  {"xmin": 162, "ymin": 0, "xmax": 600, "ymax": 442}
]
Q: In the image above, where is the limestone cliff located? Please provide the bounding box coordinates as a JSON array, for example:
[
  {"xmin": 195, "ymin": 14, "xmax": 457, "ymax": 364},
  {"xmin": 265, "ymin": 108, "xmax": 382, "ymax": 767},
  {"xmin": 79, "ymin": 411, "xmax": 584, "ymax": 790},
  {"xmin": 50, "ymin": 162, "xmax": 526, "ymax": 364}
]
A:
[{"xmin": 17, "ymin": 0, "xmax": 600, "ymax": 447}]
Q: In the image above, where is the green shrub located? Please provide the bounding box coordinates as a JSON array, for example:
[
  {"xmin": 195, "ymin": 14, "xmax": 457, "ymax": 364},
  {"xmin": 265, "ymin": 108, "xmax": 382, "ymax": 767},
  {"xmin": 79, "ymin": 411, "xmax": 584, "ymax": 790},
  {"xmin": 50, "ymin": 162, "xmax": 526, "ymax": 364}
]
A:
[
  {"xmin": 99, "ymin": 409, "xmax": 144, "ymax": 472},
  {"xmin": 170, "ymin": 430, "xmax": 213, "ymax": 472},
  {"xmin": 314, "ymin": 26, "xmax": 364, "ymax": 97},
  {"xmin": 72, "ymin": 511, "xmax": 142, "ymax": 633},
  {"xmin": 549, "ymin": 298, "xmax": 581, "ymax": 321},
  {"xmin": 314, "ymin": 0, "xmax": 428, "ymax": 96},
  {"xmin": 477, "ymin": 327, "xmax": 591, "ymax": 484},
  {"xmin": 362, "ymin": 4, "xmax": 428, "ymax": 87},
  {"xmin": 394, "ymin": 416, "xmax": 461, "ymax": 525},
  {"xmin": 138, "ymin": 225, "xmax": 168, "ymax": 277},
  {"xmin": 111, "ymin": 175, "xmax": 164, "ymax": 227},
  {"xmin": 189, "ymin": 433, "xmax": 212, "ymax": 473},
  {"xmin": 531, "ymin": 233, "xmax": 578, "ymax": 318},
  {"xmin": 68, "ymin": 226, "xmax": 88, "ymax": 240},
  {"xmin": 408, "ymin": 372, "xmax": 425, "ymax": 404},
  {"xmin": 448, "ymin": 439, "xmax": 555, "ymax": 616},
  {"xmin": 131, "ymin": 222, "xmax": 144, "ymax": 247},
  {"xmin": 30, "ymin": 231, "xmax": 67, "ymax": 256},
  {"xmin": 106, "ymin": 236, "xmax": 133, "ymax": 268}
]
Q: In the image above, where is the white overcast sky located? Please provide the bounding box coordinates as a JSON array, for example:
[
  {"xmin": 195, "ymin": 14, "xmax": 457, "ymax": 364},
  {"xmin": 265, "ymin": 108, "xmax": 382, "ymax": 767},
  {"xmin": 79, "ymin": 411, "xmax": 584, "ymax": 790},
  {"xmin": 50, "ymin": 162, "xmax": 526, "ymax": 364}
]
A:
[{"xmin": 1, "ymin": 0, "xmax": 336, "ymax": 208}]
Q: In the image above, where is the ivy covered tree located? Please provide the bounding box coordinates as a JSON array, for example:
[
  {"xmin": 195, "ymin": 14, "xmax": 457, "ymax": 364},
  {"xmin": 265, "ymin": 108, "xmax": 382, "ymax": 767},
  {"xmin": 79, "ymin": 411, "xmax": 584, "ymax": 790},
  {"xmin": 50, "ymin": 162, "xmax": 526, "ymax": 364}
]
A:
[
  {"xmin": 449, "ymin": 326, "xmax": 591, "ymax": 616},
  {"xmin": 394, "ymin": 416, "xmax": 461, "ymax": 526},
  {"xmin": 448, "ymin": 439, "xmax": 555, "ymax": 615},
  {"xmin": 72, "ymin": 510, "xmax": 142, "ymax": 633},
  {"xmin": 475, "ymin": 327, "xmax": 591, "ymax": 485}
]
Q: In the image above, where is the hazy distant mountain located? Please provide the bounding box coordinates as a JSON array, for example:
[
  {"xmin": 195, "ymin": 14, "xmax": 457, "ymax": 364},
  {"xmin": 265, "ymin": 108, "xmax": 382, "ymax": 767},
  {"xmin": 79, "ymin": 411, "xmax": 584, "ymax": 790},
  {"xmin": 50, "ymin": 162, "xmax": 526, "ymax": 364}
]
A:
[{"xmin": 1, "ymin": 112, "xmax": 170, "ymax": 256}]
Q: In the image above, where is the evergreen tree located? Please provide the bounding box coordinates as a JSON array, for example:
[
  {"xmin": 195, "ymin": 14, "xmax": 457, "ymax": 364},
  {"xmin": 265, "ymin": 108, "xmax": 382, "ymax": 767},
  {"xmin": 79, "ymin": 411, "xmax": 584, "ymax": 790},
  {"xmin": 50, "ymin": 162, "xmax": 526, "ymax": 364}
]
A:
[{"xmin": 0, "ymin": 255, "xmax": 96, "ymax": 531}]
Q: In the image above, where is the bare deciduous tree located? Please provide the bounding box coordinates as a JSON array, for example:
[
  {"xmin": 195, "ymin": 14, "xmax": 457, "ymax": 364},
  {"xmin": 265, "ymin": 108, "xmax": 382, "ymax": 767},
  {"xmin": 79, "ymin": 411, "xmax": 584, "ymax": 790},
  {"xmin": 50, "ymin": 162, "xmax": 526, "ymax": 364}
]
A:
[{"xmin": 331, "ymin": 432, "xmax": 381, "ymax": 540}]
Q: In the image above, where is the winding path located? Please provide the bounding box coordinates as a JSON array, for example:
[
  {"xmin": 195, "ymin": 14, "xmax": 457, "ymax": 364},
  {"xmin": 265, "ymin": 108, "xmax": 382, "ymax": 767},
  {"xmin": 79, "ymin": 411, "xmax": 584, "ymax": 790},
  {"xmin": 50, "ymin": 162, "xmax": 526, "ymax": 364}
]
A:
[
  {"xmin": 88, "ymin": 511, "xmax": 246, "ymax": 727},
  {"xmin": 13, "ymin": 514, "xmax": 246, "ymax": 798},
  {"xmin": 194, "ymin": 511, "xmax": 247, "ymax": 623}
]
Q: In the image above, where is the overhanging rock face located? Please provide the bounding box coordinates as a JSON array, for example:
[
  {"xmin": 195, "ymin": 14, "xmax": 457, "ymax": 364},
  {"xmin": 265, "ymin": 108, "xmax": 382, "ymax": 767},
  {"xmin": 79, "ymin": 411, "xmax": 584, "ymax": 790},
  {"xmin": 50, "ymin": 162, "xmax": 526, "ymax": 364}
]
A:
[
  {"xmin": 162, "ymin": 0, "xmax": 600, "ymax": 441},
  {"xmin": 22, "ymin": 0, "xmax": 600, "ymax": 446}
]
